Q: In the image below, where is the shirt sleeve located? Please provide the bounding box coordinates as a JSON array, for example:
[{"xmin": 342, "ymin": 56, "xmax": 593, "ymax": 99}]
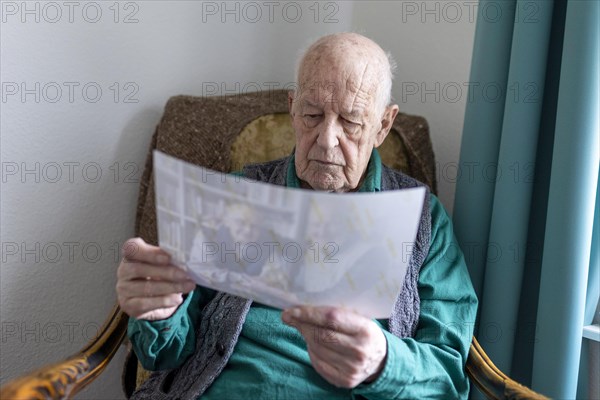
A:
[
  {"xmin": 127, "ymin": 286, "xmax": 215, "ymax": 371},
  {"xmin": 352, "ymin": 194, "xmax": 479, "ymax": 399},
  {"xmin": 128, "ymin": 171, "xmax": 243, "ymax": 371}
]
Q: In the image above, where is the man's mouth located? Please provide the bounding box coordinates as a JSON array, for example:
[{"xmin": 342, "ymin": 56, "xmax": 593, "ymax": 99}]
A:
[{"xmin": 312, "ymin": 160, "xmax": 341, "ymax": 166}]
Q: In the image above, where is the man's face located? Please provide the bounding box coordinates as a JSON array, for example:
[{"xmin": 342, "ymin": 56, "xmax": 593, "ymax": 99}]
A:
[{"xmin": 289, "ymin": 55, "xmax": 398, "ymax": 192}]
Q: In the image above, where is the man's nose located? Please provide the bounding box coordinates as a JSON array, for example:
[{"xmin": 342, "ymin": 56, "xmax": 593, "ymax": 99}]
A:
[{"xmin": 316, "ymin": 117, "xmax": 341, "ymax": 150}]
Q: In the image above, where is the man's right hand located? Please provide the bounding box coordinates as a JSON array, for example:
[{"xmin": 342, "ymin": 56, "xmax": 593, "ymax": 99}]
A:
[{"xmin": 116, "ymin": 238, "xmax": 196, "ymax": 321}]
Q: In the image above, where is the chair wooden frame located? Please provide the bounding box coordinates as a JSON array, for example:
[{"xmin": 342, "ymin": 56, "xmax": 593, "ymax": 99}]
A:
[
  {"xmin": 1, "ymin": 91, "xmax": 549, "ymax": 400},
  {"xmin": 0, "ymin": 305, "xmax": 548, "ymax": 399}
]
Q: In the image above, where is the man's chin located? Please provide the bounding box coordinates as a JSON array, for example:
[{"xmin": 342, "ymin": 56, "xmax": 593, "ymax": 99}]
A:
[{"xmin": 304, "ymin": 175, "xmax": 348, "ymax": 192}]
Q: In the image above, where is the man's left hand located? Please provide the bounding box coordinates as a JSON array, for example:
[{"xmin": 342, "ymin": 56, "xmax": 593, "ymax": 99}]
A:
[{"xmin": 281, "ymin": 306, "xmax": 387, "ymax": 388}]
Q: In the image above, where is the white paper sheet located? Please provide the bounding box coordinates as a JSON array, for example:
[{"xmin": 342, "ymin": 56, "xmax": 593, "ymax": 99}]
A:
[{"xmin": 153, "ymin": 150, "xmax": 426, "ymax": 318}]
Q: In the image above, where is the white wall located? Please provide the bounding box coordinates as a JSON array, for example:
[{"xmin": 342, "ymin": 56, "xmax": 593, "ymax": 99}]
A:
[{"xmin": 0, "ymin": 2, "xmax": 475, "ymax": 398}]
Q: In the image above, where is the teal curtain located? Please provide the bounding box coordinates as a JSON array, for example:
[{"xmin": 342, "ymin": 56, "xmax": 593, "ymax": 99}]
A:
[
  {"xmin": 577, "ymin": 170, "xmax": 600, "ymax": 398},
  {"xmin": 453, "ymin": 0, "xmax": 599, "ymax": 398}
]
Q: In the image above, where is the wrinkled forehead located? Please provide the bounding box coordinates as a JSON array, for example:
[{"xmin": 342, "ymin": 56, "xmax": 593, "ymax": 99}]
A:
[{"xmin": 297, "ymin": 56, "xmax": 380, "ymax": 115}]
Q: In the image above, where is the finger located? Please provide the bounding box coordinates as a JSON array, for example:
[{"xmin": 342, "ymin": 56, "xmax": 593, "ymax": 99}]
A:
[
  {"xmin": 119, "ymin": 262, "xmax": 191, "ymax": 283},
  {"xmin": 288, "ymin": 318, "xmax": 373, "ymax": 361},
  {"xmin": 136, "ymin": 308, "xmax": 179, "ymax": 322},
  {"xmin": 282, "ymin": 306, "xmax": 367, "ymax": 336},
  {"xmin": 121, "ymin": 237, "xmax": 171, "ymax": 265},
  {"xmin": 122, "ymin": 293, "xmax": 184, "ymax": 316},
  {"xmin": 118, "ymin": 279, "xmax": 196, "ymax": 299},
  {"xmin": 285, "ymin": 318, "xmax": 349, "ymax": 347}
]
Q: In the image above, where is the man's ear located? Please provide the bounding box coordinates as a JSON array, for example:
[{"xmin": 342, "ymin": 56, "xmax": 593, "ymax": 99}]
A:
[{"xmin": 374, "ymin": 104, "xmax": 399, "ymax": 147}]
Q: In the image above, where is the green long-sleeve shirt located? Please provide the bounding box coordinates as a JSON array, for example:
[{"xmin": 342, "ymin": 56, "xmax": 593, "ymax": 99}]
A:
[{"xmin": 128, "ymin": 150, "xmax": 478, "ymax": 399}]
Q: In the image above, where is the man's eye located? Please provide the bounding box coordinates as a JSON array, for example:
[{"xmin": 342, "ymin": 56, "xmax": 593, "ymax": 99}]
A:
[
  {"xmin": 342, "ymin": 117, "xmax": 360, "ymax": 126},
  {"xmin": 305, "ymin": 114, "xmax": 321, "ymax": 119}
]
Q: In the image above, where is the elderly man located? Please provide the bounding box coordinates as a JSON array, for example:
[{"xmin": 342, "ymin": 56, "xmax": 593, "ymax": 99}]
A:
[{"xmin": 117, "ymin": 33, "xmax": 478, "ymax": 399}]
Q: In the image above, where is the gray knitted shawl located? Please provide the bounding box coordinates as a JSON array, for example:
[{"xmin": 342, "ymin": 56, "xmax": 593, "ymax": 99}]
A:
[{"xmin": 131, "ymin": 155, "xmax": 431, "ymax": 399}]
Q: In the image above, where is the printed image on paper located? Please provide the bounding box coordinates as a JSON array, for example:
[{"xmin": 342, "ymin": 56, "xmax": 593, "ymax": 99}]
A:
[{"xmin": 154, "ymin": 150, "xmax": 425, "ymax": 318}]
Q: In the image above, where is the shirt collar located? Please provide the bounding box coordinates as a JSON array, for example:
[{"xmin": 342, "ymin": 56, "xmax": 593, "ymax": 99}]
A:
[{"xmin": 286, "ymin": 148, "xmax": 382, "ymax": 192}]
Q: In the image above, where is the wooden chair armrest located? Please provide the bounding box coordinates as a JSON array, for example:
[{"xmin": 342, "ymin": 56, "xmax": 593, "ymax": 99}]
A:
[
  {"xmin": 467, "ymin": 337, "xmax": 549, "ymax": 399},
  {"xmin": 1, "ymin": 310, "xmax": 550, "ymax": 400},
  {"xmin": 0, "ymin": 304, "xmax": 128, "ymax": 400}
]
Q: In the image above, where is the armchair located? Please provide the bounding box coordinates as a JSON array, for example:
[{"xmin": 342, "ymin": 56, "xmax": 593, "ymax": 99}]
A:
[{"xmin": 0, "ymin": 90, "xmax": 548, "ymax": 400}]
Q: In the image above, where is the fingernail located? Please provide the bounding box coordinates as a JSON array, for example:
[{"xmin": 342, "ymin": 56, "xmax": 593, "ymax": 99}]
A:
[
  {"xmin": 157, "ymin": 254, "xmax": 169, "ymax": 264},
  {"xmin": 290, "ymin": 308, "xmax": 301, "ymax": 318}
]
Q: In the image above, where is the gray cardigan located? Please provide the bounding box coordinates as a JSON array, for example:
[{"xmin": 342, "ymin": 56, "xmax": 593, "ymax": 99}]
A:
[{"xmin": 131, "ymin": 155, "xmax": 431, "ymax": 399}]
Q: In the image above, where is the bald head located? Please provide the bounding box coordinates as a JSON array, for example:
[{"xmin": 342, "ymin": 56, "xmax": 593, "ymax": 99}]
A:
[
  {"xmin": 288, "ymin": 33, "xmax": 400, "ymax": 192},
  {"xmin": 295, "ymin": 33, "xmax": 396, "ymax": 114}
]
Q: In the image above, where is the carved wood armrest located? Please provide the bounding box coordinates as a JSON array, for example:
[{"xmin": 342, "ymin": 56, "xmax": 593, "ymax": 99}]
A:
[
  {"xmin": 1, "ymin": 310, "xmax": 549, "ymax": 400},
  {"xmin": 466, "ymin": 336, "xmax": 549, "ymax": 399},
  {"xmin": 0, "ymin": 305, "xmax": 128, "ymax": 400}
]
